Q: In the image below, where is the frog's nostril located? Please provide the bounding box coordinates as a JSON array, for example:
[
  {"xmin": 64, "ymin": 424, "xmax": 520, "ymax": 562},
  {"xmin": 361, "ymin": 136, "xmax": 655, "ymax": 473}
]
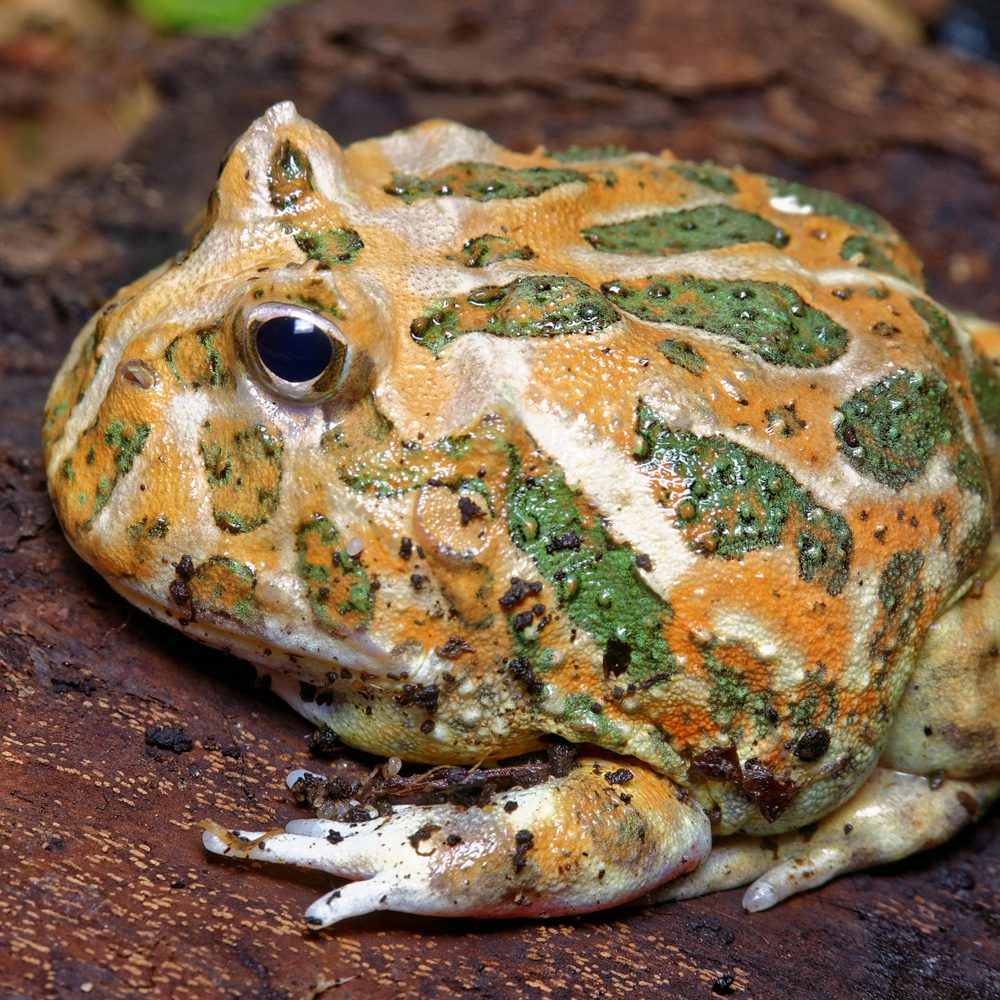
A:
[{"xmin": 120, "ymin": 359, "xmax": 158, "ymax": 390}]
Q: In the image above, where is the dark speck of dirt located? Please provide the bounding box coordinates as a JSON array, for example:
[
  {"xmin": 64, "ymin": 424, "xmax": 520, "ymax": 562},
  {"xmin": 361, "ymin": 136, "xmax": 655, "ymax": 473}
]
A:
[
  {"xmin": 144, "ymin": 725, "xmax": 193, "ymax": 754},
  {"xmin": 604, "ymin": 767, "xmax": 634, "ymax": 785},
  {"xmin": 512, "ymin": 829, "xmax": 534, "ymax": 873},
  {"xmin": 307, "ymin": 728, "xmax": 343, "ymax": 756},
  {"xmin": 712, "ymin": 973, "xmax": 736, "ymax": 995}
]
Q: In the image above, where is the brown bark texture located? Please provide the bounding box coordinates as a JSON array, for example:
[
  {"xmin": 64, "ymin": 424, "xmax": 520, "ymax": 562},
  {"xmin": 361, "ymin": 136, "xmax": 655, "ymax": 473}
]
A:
[{"xmin": 1, "ymin": 1, "xmax": 998, "ymax": 997}]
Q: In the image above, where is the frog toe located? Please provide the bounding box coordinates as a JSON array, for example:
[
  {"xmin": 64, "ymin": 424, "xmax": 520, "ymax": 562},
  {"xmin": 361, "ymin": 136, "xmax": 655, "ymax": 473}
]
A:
[{"xmin": 203, "ymin": 756, "xmax": 711, "ymax": 927}]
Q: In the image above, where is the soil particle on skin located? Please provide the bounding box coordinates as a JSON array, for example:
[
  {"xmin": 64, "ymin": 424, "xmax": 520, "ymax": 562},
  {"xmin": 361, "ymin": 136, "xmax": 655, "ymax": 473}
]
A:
[
  {"xmin": 499, "ymin": 576, "xmax": 543, "ymax": 609},
  {"xmin": 512, "ymin": 829, "xmax": 534, "ymax": 873}
]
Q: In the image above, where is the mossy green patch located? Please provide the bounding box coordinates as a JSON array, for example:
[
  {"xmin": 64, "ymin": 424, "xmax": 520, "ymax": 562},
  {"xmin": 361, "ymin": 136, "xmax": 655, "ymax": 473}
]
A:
[
  {"xmin": 872, "ymin": 551, "xmax": 925, "ymax": 664},
  {"xmin": 836, "ymin": 370, "xmax": 973, "ymax": 489},
  {"xmin": 189, "ymin": 556, "xmax": 259, "ymax": 624},
  {"xmin": 338, "ymin": 434, "xmax": 487, "ymax": 497},
  {"xmin": 43, "ymin": 309, "xmax": 116, "ymax": 451},
  {"xmin": 448, "ymin": 234, "xmax": 535, "ymax": 268},
  {"xmin": 971, "ymin": 352, "xmax": 1000, "ymax": 438},
  {"xmin": 83, "ymin": 420, "xmax": 151, "ymax": 527},
  {"xmin": 411, "ymin": 275, "xmax": 618, "ymax": 355},
  {"xmin": 547, "ymin": 145, "xmax": 629, "ymax": 162},
  {"xmin": 126, "ymin": 514, "xmax": 169, "ymax": 562},
  {"xmin": 840, "ymin": 235, "xmax": 908, "ymax": 281},
  {"xmin": 164, "ymin": 327, "xmax": 230, "ymax": 389},
  {"xmin": 636, "ymin": 403, "xmax": 852, "ymax": 595},
  {"xmin": 671, "ymin": 163, "xmax": 738, "ymax": 195},
  {"xmin": 199, "ymin": 421, "xmax": 283, "ymax": 533},
  {"xmin": 507, "ymin": 448, "xmax": 677, "ymax": 685},
  {"xmin": 292, "ymin": 227, "xmax": 364, "ymax": 265},
  {"xmin": 657, "ymin": 337, "xmax": 706, "ymax": 375},
  {"xmin": 602, "ymin": 274, "xmax": 848, "ymax": 368},
  {"xmin": 269, "ymin": 140, "xmax": 314, "ymax": 212},
  {"xmin": 583, "ymin": 205, "xmax": 789, "ymax": 256},
  {"xmin": 295, "ymin": 514, "xmax": 373, "ymax": 632},
  {"xmin": 910, "ymin": 298, "xmax": 959, "ymax": 357},
  {"xmin": 558, "ymin": 692, "xmax": 629, "ymax": 747},
  {"xmin": 385, "ymin": 162, "xmax": 587, "ymax": 203},
  {"xmin": 766, "ymin": 177, "xmax": 889, "ymax": 235},
  {"xmin": 703, "ymin": 644, "xmax": 775, "ymax": 740}
]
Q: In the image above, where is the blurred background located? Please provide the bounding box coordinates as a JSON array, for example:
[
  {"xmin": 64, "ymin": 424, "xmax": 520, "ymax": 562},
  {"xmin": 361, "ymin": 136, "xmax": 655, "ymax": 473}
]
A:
[{"xmin": 1, "ymin": 0, "xmax": 998, "ymax": 201}]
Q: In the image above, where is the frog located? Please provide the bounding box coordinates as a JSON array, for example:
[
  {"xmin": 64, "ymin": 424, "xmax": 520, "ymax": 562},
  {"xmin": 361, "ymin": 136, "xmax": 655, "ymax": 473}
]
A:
[{"xmin": 43, "ymin": 101, "xmax": 1000, "ymax": 929}]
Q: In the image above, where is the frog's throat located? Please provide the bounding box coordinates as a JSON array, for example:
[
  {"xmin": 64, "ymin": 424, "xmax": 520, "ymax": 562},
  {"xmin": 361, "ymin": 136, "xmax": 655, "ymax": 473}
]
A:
[{"xmin": 104, "ymin": 576, "xmax": 395, "ymax": 682}]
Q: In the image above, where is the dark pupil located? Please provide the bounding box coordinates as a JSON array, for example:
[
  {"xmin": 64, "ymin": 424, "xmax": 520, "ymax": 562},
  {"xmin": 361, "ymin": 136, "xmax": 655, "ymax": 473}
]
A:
[{"xmin": 255, "ymin": 316, "xmax": 334, "ymax": 383}]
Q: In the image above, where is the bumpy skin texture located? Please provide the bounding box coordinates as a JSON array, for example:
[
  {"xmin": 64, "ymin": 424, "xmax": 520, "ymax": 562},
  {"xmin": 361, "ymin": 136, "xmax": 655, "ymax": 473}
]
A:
[{"xmin": 43, "ymin": 103, "xmax": 1000, "ymax": 924}]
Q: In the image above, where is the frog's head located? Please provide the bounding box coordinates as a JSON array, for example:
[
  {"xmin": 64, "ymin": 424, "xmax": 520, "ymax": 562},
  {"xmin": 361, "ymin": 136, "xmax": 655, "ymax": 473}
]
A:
[{"xmin": 42, "ymin": 102, "xmax": 532, "ymax": 682}]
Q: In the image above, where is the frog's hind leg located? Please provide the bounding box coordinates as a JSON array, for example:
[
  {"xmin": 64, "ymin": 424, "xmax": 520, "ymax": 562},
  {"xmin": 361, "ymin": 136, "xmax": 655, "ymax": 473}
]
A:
[
  {"xmin": 650, "ymin": 769, "xmax": 998, "ymax": 910},
  {"xmin": 653, "ymin": 535, "xmax": 1000, "ymax": 911},
  {"xmin": 203, "ymin": 757, "xmax": 711, "ymax": 928}
]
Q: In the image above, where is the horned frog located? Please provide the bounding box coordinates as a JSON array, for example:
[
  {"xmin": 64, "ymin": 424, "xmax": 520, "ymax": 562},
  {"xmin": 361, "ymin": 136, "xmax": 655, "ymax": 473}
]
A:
[{"xmin": 44, "ymin": 102, "xmax": 1000, "ymax": 928}]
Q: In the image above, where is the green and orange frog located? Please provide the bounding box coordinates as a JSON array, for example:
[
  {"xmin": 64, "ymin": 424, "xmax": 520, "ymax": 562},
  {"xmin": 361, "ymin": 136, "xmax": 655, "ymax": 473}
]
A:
[{"xmin": 43, "ymin": 102, "xmax": 1000, "ymax": 928}]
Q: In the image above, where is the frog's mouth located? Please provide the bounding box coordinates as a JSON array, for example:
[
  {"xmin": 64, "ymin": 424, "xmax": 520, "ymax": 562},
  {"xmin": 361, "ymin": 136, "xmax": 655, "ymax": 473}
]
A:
[{"xmin": 105, "ymin": 575, "xmax": 399, "ymax": 685}]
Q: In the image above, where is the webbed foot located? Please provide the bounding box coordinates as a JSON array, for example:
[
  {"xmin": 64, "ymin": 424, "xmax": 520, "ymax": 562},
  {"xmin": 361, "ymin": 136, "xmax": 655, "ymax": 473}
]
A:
[{"xmin": 203, "ymin": 757, "xmax": 710, "ymax": 927}]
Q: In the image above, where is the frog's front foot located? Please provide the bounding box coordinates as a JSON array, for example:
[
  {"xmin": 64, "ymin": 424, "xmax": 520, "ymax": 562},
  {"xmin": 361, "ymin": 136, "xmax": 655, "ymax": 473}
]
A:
[{"xmin": 203, "ymin": 757, "xmax": 711, "ymax": 927}]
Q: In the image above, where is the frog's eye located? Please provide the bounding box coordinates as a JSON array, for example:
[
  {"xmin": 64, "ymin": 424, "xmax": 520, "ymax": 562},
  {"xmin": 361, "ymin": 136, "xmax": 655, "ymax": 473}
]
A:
[{"xmin": 242, "ymin": 303, "xmax": 349, "ymax": 403}]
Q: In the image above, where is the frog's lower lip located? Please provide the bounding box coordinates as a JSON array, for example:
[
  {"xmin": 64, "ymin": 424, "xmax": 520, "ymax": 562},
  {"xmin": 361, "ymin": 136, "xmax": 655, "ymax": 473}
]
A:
[{"xmin": 104, "ymin": 577, "xmax": 393, "ymax": 681}]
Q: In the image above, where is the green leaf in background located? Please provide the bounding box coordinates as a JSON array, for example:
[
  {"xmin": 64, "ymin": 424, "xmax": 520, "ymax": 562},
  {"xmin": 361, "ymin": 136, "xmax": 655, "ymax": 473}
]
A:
[{"xmin": 130, "ymin": 0, "xmax": 300, "ymax": 33}]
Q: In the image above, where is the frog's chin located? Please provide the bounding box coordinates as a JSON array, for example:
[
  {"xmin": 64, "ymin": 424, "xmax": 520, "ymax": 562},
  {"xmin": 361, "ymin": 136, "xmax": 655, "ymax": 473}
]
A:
[{"xmin": 104, "ymin": 576, "xmax": 399, "ymax": 683}]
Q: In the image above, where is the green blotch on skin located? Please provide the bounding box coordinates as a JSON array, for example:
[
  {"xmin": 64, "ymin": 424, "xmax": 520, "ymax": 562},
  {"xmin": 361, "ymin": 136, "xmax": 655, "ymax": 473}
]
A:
[
  {"xmin": 293, "ymin": 228, "xmax": 364, "ymax": 265},
  {"xmin": 449, "ymin": 234, "xmax": 535, "ymax": 268},
  {"xmin": 840, "ymin": 234, "xmax": 908, "ymax": 281},
  {"xmin": 43, "ymin": 311, "xmax": 113, "ymax": 451},
  {"xmin": 295, "ymin": 515, "xmax": 373, "ymax": 630},
  {"xmin": 385, "ymin": 162, "xmax": 588, "ymax": 203},
  {"xmin": 288, "ymin": 293, "xmax": 342, "ymax": 319},
  {"xmin": 558, "ymin": 692, "xmax": 629, "ymax": 747},
  {"xmin": 547, "ymin": 145, "xmax": 629, "ymax": 162},
  {"xmin": 59, "ymin": 459, "xmax": 74, "ymax": 483},
  {"xmin": 836, "ymin": 370, "xmax": 974, "ymax": 489},
  {"xmin": 766, "ymin": 177, "xmax": 889, "ymax": 235},
  {"xmin": 702, "ymin": 645, "xmax": 776, "ymax": 740},
  {"xmin": 126, "ymin": 514, "xmax": 170, "ymax": 555},
  {"xmin": 671, "ymin": 163, "xmax": 738, "ymax": 195},
  {"xmin": 269, "ymin": 140, "xmax": 314, "ymax": 211},
  {"xmin": 189, "ymin": 556, "xmax": 259, "ymax": 624},
  {"xmin": 909, "ymin": 298, "xmax": 958, "ymax": 358},
  {"xmin": 507, "ymin": 448, "xmax": 678, "ymax": 685},
  {"xmin": 583, "ymin": 205, "xmax": 789, "ymax": 256},
  {"xmin": 164, "ymin": 327, "xmax": 229, "ymax": 389},
  {"xmin": 411, "ymin": 275, "xmax": 619, "ymax": 356},
  {"xmin": 636, "ymin": 403, "xmax": 852, "ymax": 596},
  {"xmin": 337, "ymin": 433, "xmax": 485, "ymax": 498},
  {"xmin": 787, "ymin": 669, "xmax": 839, "ymax": 735},
  {"xmin": 874, "ymin": 551, "xmax": 925, "ymax": 659},
  {"xmin": 199, "ymin": 421, "xmax": 283, "ymax": 534},
  {"xmin": 602, "ymin": 274, "xmax": 848, "ymax": 368},
  {"xmin": 657, "ymin": 338, "xmax": 706, "ymax": 375},
  {"xmin": 971, "ymin": 352, "xmax": 1000, "ymax": 438},
  {"xmin": 88, "ymin": 420, "xmax": 151, "ymax": 523}
]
